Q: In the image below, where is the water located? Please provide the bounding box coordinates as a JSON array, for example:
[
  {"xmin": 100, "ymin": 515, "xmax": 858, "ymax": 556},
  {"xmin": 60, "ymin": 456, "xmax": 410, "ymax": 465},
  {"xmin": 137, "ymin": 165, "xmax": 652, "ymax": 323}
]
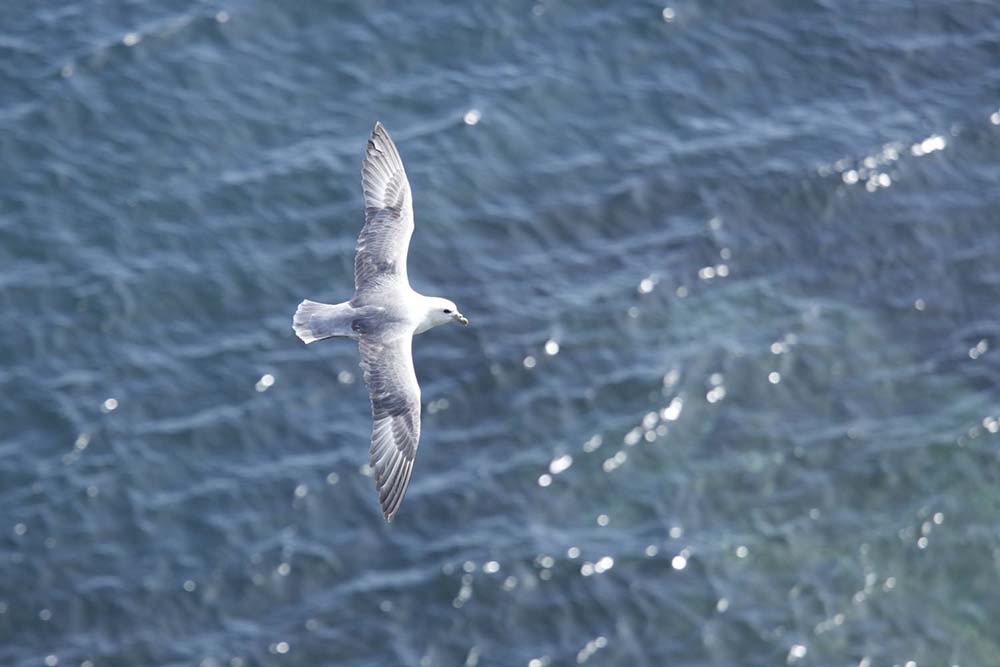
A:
[{"xmin": 2, "ymin": 1, "xmax": 1000, "ymax": 665}]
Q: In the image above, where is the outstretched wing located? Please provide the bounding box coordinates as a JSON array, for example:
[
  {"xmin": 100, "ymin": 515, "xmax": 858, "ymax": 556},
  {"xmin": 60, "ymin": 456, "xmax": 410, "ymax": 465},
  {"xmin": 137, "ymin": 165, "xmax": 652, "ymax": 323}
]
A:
[
  {"xmin": 359, "ymin": 333, "xmax": 421, "ymax": 521},
  {"xmin": 356, "ymin": 122, "xmax": 414, "ymax": 292}
]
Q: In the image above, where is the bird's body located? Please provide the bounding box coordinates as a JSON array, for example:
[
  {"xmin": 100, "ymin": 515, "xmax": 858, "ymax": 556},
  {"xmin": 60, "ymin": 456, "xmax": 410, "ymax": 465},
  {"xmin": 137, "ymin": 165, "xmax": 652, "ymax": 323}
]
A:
[
  {"xmin": 292, "ymin": 123, "xmax": 467, "ymax": 522},
  {"xmin": 294, "ymin": 290, "xmax": 453, "ymax": 343}
]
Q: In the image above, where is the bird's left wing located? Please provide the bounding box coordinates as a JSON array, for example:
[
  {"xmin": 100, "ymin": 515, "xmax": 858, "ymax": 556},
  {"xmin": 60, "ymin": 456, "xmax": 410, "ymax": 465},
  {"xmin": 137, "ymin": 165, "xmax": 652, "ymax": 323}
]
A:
[
  {"xmin": 355, "ymin": 122, "xmax": 414, "ymax": 293},
  {"xmin": 359, "ymin": 332, "xmax": 421, "ymax": 521}
]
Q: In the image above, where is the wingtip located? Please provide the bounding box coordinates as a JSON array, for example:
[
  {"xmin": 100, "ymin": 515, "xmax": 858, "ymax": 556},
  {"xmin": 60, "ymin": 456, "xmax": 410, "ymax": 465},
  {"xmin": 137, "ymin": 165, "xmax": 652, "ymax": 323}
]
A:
[
  {"xmin": 367, "ymin": 121, "xmax": 390, "ymax": 156},
  {"xmin": 380, "ymin": 496, "xmax": 400, "ymax": 523}
]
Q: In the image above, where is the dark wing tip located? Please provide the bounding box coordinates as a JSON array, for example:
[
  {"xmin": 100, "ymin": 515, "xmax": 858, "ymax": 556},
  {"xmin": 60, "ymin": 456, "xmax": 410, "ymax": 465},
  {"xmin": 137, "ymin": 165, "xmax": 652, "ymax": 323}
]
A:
[
  {"xmin": 369, "ymin": 121, "xmax": 390, "ymax": 149},
  {"xmin": 376, "ymin": 456, "xmax": 414, "ymax": 523},
  {"xmin": 362, "ymin": 121, "xmax": 403, "ymax": 174}
]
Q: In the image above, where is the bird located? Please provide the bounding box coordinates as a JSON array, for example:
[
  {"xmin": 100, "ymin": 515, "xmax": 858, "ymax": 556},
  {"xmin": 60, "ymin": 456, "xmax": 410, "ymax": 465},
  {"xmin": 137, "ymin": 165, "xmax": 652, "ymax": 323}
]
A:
[{"xmin": 292, "ymin": 122, "xmax": 468, "ymax": 522}]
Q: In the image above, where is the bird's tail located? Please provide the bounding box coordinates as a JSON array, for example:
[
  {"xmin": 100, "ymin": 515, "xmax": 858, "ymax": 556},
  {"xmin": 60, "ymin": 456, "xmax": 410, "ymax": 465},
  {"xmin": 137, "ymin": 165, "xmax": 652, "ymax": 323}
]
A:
[{"xmin": 293, "ymin": 300, "xmax": 356, "ymax": 344}]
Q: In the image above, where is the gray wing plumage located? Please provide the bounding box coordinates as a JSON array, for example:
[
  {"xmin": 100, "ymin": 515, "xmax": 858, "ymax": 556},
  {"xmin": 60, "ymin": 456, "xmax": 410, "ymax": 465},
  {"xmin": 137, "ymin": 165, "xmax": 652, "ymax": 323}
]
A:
[
  {"xmin": 355, "ymin": 122, "xmax": 414, "ymax": 292},
  {"xmin": 359, "ymin": 333, "xmax": 421, "ymax": 522}
]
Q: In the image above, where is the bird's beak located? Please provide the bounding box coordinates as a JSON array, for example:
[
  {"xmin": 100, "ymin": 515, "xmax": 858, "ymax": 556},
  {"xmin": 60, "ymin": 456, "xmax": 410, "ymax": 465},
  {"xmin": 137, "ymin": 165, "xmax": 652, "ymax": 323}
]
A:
[{"xmin": 455, "ymin": 313, "xmax": 469, "ymax": 326}]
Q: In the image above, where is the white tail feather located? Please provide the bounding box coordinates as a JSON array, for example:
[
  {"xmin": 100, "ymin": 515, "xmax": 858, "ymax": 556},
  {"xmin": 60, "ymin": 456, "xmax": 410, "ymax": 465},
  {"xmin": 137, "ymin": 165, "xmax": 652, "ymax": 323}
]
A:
[{"xmin": 293, "ymin": 300, "xmax": 354, "ymax": 343}]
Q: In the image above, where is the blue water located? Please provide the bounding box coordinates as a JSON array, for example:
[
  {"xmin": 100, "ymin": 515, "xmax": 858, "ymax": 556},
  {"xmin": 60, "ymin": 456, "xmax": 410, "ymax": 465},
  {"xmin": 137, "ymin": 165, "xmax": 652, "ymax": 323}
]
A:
[{"xmin": 3, "ymin": 1, "xmax": 1000, "ymax": 665}]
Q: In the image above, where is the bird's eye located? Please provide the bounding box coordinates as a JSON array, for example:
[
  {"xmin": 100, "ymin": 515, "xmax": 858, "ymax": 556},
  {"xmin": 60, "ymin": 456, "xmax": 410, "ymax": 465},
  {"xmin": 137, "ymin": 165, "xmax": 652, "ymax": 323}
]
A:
[{"xmin": 443, "ymin": 309, "xmax": 452, "ymax": 314}]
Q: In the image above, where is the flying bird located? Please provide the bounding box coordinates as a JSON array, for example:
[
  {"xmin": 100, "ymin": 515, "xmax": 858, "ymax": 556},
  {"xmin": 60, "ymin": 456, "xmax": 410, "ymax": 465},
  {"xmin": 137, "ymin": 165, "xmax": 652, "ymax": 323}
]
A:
[{"xmin": 293, "ymin": 122, "xmax": 468, "ymax": 522}]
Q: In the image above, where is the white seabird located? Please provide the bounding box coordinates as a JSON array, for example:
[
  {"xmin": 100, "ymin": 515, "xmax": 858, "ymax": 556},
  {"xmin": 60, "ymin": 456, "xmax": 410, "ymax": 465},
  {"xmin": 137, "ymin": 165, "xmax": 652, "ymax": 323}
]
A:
[{"xmin": 293, "ymin": 122, "xmax": 468, "ymax": 522}]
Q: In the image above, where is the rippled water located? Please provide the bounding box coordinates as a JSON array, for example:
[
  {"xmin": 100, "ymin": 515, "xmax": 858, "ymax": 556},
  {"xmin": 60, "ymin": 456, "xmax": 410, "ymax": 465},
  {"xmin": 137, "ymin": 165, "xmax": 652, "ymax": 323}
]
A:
[{"xmin": 3, "ymin": 1, "xmax": 1000, "ymax": 665}]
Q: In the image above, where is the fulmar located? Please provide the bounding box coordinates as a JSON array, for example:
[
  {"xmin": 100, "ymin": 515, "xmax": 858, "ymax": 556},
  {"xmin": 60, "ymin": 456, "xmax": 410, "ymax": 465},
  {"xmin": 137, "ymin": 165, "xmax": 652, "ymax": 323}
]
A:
[{"xmin": 293, "ymin": 122, "xmax": 468, "ymax": 522}]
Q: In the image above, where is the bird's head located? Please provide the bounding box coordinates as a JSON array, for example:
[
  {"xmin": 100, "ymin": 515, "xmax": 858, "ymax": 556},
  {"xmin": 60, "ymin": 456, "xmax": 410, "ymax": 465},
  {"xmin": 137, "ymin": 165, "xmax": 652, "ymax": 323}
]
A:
[{"xmin": 423, "ymin": 296, "xmax": 468, "ymax": 330}]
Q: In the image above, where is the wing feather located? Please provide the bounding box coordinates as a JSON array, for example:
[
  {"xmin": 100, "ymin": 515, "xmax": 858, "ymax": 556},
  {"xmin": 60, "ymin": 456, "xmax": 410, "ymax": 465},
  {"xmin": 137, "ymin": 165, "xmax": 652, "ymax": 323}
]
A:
[
  {"xmin": 355, "ymin": 122, "xmax": 414, "ymax": 293},
  {"xmin": 359, "ymin": 334, "xmax": 421, "ymax": 522}
]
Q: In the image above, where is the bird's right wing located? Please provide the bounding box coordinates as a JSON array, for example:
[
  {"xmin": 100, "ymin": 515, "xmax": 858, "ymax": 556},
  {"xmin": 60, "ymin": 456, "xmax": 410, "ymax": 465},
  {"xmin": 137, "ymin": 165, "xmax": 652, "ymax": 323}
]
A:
[
  {"xmin": 355, "ymin": 122, "xmax": 414, "ymax": 293},
  {"xmin": 359, "ymin": 332, "xmax": 421, "ymax": 522}
]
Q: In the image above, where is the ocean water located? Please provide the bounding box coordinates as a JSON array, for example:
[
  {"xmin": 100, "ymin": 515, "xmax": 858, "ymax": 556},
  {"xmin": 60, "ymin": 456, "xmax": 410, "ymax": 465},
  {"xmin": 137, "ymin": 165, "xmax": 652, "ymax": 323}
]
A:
[{"xmin": 3, "ymin": 1, "xmax": 1000, "ymax": 665}]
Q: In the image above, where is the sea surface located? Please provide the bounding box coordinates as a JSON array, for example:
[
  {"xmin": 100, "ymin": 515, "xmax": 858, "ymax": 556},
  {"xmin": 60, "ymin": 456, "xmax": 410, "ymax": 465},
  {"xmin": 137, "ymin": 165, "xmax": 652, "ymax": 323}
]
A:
[{"xmin": 2, "ymin": 2, "xmax": 1000, "ymax": 666}]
